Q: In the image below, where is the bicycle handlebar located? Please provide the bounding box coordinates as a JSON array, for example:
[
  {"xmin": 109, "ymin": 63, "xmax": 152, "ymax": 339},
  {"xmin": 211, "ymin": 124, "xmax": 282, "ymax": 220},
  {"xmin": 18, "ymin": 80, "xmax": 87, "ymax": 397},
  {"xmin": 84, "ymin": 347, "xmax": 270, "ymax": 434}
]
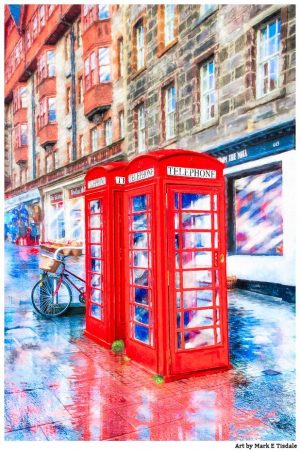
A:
[{"xmin": 54, "ymin": 246, "xmax": 84, "ymax": 259}]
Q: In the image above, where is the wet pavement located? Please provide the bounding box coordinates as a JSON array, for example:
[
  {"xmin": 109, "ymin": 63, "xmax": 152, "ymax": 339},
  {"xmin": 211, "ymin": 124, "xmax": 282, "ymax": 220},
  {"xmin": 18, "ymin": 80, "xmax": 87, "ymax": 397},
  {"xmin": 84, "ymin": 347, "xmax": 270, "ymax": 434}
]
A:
[{"xmin": 4, "ymin": 243, "xmax": 296, "ymax": 441}]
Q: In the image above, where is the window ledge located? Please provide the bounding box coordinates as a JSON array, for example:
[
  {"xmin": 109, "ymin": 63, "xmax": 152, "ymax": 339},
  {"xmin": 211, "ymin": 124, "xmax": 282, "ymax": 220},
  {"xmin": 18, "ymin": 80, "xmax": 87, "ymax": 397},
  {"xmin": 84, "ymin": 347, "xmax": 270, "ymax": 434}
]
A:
[
  {"xmin": 157, "ymin": 38, "xmax": 178, "ymax": 58},
  {"xmin": 160, "ymin": 136, "xmax": 177, "ymax": 147},
  {"xmin": 192, "ymin": 117, "xmax": 219, "ymax": 135},
  {"xmin": 246, "ymin": 87, "xmax": 286, "ymax": 111},
  {"xmin": 130, "ymin": 66, "xmax": 147, "ymax": 81},
  {"xmin": 193, "ymin": 6, "xmax": 218, "ymax": 30}
]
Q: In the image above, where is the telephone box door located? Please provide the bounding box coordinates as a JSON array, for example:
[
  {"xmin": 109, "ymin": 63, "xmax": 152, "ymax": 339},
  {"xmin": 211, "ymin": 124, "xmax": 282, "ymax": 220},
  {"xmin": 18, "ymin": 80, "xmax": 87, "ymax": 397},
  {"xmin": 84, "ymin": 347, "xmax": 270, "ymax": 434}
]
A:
[{"xmin": 167, "ymin": 186, "xmax": 229, "ymax": 375}]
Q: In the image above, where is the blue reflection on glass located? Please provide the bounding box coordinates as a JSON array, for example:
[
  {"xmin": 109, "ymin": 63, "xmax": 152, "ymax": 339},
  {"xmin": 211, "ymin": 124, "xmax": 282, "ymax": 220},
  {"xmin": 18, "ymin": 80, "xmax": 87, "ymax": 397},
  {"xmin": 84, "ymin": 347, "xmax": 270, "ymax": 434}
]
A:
[
  {"xmin": 132, "ymin": 214, "xmax": 147, "ymax": 230},
  {"xmin": 133, "ymin": 232, "xmax": 148, "ymax": 248},
  {"xmin": 91, "ymin": 304, "xmax": 102, "ymax": 320},
  {"xmin": 175, "ymin": 193, "xmax": 179, "ymax": 209},
  {"xmin": 135, "ymin": 306, "xmax": 149, "ymax": 325},
  {"xmin": 134, "ymin": 324, "xmax": 149, "ymax": 343},
  {"xmin": 133, "ymin": 195, "xmax": 147, "ymax": 212},
  {"xmin": 134, "ymin": 287, "xmax": 149, "ymax": 305},
  {"xmin": 182, "ymin": 193, "xmax": 210, "ymax": 210},
  {"xmin": 134, "ymin": 269, "xmax": 149, "ymax": 286}
]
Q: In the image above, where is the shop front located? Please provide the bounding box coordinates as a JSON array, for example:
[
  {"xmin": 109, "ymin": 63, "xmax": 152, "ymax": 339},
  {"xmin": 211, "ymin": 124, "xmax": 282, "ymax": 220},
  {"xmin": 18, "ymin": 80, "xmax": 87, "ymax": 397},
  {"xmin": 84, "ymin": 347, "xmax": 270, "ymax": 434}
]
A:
[{"xmin": 206, "ymin": 119, "xmax": 296, "ymax": 302}]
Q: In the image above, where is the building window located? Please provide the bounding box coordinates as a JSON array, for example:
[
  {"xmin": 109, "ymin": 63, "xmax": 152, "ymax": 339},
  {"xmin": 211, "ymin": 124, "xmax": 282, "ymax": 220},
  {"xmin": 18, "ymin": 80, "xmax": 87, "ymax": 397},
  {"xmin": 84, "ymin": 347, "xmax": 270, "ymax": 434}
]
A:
[
  {"xmin": 39, "ymin": 6, "xmax": 45, "ymax": 28},
  {"xmin": 48, "ymin": 5, "xmax": 55, "ymax": 16},
  {"xmin": 77, "ymin": 20, "xmax": 82, "ymax": 47},
  {"xmin": 13, "ymin": 86, "xmax": 28, "ymax": 112},
  {"xmin": 54, "ymin": 151, "xmax": 59, "ymax": 169},
  {"xmin": 164, "ymin": 5, "xmax": 175, "ymax": 45},
  {"xmin": 118, "ymin": 37, "xmax": 124, "ymax": 78},
  {"xmin": 257, "ymin": 18, "xmax": 281, "ymax": 99},
  {"xmin": 135, "ymin": 21, "xmax": 145, "ymax": 71},
  {"xmin": 32, "ymin": 15, "xmax": 38, "ymax": 39},
  {"xmin": 78, "ymin": 134, "xmax": 84, "ymax": 157},
  {"xmin": 26, "ymin": 30, "xmax": 31, "ymax": 49},
  {"xmin": 65, "ymin": 34, "xmax": 71, "ymax": 60},
  {"xmin": 137, "ymin": 104, "xmax": 145, "ymax": 153},
  {"xmin": 14, "ymin": 124, "xmax": 28, "ymax": 147},
  {"xmin": 21, "ymin": 124, "xmax": 28, "ymax": 146},
  {"xmin": 47, "ymin": 51, "xmax": 55, "ymax": 77},
  {"xmin": 200, "ymin": 58, "xmax": 216, "ymax": 123},
  {"xmin": 48, "ymin": 98, "xmax": 56, "ymax": 122},
  {"xmin": 105, "ymin": 119, "xmax": 113, "ymax": 146},
  {"xmin": 99, "ymin": 47, "xmax": 111, "ymax": 82},
  {"xmin": 20, "ymin": 87, "xmax": 27, "ymax": 109},
  {"xmin": 229, "ymin": 167, "xmax": 283, "ymax": 255},
  {"xmin": 78, "ymin": 76, "xmax": 83, "ymax": 103},
  {"xmin": 164, "ymin": 84, "xmax": 176, "ymax": 140},
  {"xmin": 99, "ymin": 5, "xmax": 109, "ymax": 19},
  {"xmin": 36, "ymin": 157, "xmax": 41, "ymax": 177},
  {"xmin": 91, "ymin": 127, "xmax": 98, "ymax": 152},
  {"xmin": 90, "ymin": 51, "xmax": 96, "ymax": 85},
  {"xmin": 37, "ymin": 51, "xmax": 55, "ymax": 83},
  {"xmin": 66, "ymin": 87, "xmax": 71, "ymax": 114},
  {"xmin": 84, "ymin": 58, "xmax": 90, "ymax": 91},
  {"xmin": 119, "ymin": 111, "xmax": 125, "ymax": 139}
]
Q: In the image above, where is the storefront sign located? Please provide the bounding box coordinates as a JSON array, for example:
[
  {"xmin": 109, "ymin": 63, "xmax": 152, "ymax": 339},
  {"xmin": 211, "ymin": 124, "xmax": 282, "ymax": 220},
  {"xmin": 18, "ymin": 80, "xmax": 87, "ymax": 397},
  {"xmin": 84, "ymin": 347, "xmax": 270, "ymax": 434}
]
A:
[
  {"xmin": 5, "ymin": 188, "xmax": 41, "ymax": 211},
  {"xmin": 167, "ymin": 166, "xmax": 217, "ymax": 179},
  {"xmin": 115, "ymin": 176, "xmax": 125, "ymax": 185},
  {"xmin": 88, "ymin": 177, "xmax": 106, "ymax": 189},
  {"xmin": 128, "ymin": 168, "xmax": 155, "ymax": 183},
  {"xmin": 69, "ymin": 185, "xmax": 84, "ymax": 198},
  {"xmin": 50, "ymin": 192, "xmax": 63, "ymax": 203}
]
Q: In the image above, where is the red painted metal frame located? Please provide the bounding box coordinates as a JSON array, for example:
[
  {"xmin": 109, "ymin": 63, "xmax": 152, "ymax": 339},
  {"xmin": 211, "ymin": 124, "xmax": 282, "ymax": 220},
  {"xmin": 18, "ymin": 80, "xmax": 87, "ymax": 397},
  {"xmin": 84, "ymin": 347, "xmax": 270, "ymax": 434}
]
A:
[
  {"xmin": 123, "ymin": 149, "xmax": 230, "ymax": 380},
  {"xmin": 84, "ymin": 162, "xmax": 126, "ymax": 348}
]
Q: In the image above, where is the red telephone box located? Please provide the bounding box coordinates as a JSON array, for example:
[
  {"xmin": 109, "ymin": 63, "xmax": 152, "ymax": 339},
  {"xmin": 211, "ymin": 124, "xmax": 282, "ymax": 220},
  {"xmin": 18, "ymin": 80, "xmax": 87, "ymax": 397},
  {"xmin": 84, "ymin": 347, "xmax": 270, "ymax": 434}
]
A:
[
  {"xmin": 84, "ymin": 162, "xmax": 127, "ymax": 348},
  {"xmin": 123, "ymin": 149, "xmax": 230, "ymax": 380}
]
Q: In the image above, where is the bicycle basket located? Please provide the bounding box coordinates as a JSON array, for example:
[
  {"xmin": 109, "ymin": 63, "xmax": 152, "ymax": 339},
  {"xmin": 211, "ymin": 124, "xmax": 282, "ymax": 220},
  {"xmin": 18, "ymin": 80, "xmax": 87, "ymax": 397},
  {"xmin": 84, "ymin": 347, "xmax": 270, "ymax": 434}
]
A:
[{"xmin": 40, "ymin": 254, "xmax": 61, "ymax": 272}]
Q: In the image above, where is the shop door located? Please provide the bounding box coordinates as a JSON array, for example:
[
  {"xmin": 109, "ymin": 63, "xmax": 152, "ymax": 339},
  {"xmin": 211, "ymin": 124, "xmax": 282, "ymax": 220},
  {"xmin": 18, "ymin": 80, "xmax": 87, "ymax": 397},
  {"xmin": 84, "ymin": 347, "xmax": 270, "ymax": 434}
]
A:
[
  {"xmin": 167, "ymin": 186, "xmax": 228, "ymax": 375},
  {"xmin": 86, "ymin": 194, "xmax": 109, "ymax": 341}
]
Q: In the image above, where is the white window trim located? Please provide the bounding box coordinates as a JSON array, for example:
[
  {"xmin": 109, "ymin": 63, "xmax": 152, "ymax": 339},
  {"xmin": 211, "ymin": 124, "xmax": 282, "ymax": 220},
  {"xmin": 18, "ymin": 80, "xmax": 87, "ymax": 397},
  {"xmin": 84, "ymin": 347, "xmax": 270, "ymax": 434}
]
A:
[
  {"xmin": 137, "ymin": 104, "xmax": 145, "ymax": 153},
  {"xmin": 136, "ymin": 23, "xmax": 145, "ymax": 70},
  {"xmin": 105, "ymin": 119, "xmax": 113, "ymax": 146},
  {"xmin": 200, "ymin": 58, "xmax": 217, "ymax": 124},
  {"xmin": 165, "ymin": 5, "xmax": 175, "ymax": 45},
  {"xmin": 91, "ymin": 127, "xmax": 98, "ymax": 152},
  {"xmin": 165, "ymin": 85, "xmax": 176, "ymax": 140}
]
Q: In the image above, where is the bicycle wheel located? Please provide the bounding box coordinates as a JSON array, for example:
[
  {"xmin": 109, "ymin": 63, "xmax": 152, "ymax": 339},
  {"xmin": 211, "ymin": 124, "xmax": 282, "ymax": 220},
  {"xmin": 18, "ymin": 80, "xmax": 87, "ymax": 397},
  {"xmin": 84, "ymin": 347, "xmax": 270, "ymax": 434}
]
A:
[{"xmin": 31, "ymin": 273, "xmax": 72, "ymax": 317}]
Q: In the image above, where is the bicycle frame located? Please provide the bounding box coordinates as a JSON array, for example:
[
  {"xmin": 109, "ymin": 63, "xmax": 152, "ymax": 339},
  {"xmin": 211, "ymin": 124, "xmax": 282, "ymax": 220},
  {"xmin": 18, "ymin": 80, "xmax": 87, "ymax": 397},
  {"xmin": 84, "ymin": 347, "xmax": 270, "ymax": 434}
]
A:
[{"xmin": 62, "ymin": 267, "xmax": 86, "ymax": 296}]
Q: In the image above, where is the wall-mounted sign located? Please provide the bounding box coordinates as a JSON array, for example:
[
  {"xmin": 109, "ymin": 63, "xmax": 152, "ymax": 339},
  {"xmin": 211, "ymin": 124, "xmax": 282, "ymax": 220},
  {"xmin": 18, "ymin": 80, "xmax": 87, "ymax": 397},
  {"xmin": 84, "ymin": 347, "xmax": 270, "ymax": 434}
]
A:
[
  {"xmin": 50, "ymin": 192, "xmax": 63, "ymax": 204},
  {"xmin": 167, "ymin": 166, "xmax": 217, "ymax": 179},
  {"xmin": 69, "ymin": 185, "xmax": 84, "ymax": 199},
  {"xmin": 128, "ymin": 168, "xmax": 155, "ymax": 183},
  {"xmin": 115, "ymin": 176, "xmax": 125, "ymax": 185},
  {"xmin": 87, "ymin": 177, "xmax": 106, "ymax": 189}
]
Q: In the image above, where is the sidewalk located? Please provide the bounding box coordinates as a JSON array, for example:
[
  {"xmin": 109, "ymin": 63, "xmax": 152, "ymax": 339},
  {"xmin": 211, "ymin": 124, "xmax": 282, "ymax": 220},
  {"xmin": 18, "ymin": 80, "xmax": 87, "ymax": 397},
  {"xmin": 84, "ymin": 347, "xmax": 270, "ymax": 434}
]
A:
[{"xmin": 4, "ymin": 243, "xmax": 296, "ymax": 441}]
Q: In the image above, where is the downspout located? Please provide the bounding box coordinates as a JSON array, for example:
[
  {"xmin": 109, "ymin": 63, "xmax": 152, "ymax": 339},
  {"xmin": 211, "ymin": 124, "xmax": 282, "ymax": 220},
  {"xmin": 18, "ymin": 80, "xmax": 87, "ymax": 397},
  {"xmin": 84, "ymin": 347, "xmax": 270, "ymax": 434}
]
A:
[
  {"xmin": 31, "ymin": 76, "xmax": 36, "ymax": 179},
  {"xmin": 70, "ymin": 25, "xmax": 77, "ymax": 161}
]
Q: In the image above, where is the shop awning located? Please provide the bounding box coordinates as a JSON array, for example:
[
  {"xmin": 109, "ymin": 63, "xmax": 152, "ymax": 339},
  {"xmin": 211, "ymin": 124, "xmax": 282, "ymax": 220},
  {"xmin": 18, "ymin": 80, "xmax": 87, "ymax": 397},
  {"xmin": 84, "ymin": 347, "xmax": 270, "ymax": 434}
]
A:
[{"xmin": 5, "ymin": 188, "xmax": 41, "ymax": 212}]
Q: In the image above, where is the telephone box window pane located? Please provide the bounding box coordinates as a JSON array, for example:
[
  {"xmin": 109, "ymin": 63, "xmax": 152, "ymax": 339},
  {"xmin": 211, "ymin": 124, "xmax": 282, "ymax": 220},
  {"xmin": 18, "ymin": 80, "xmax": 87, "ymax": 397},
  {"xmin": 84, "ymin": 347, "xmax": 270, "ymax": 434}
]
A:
[
  {"xmin": 214, "ymin": 232, "xmax": 218, "ymax": 248},
  {"xmin": 177, "ymin": 332, "xmax": 183, "ymax": 349},
  {"xmin": 214, "ymin": 214, "xmax": 218, "ymax": 229},
  {"xmin": 91, "ymin": 259, "xmax": 101, "ymax": 273},
  {"xmin": 91, "ymin": 304, "xmax": 102, "ymax": 320},
  {"xmin": 91, "ymin": 289, "xmax": 102, "ymax": 304},
  {"xmin": 182, "ymin": 232, "xmax": 211, "ymax": 249},
  {"xmin": 132, "ymin": 214, "xmax": 147, "ymax": 230},
  {"xmin": 216, "ymin": 327, "xmax": 221, "ymax": 343},
  {"xmin": 176, "ymin": 292, "xmax": 181, "ymax": 308},
  {"xmin": 90, "ymin": 230, "xmax": 101, "ymax": 243},
  {"xmin": 134, "ymin": 324, "xmax": 149, "ymax": 344},
  {"xmin": 90, "ymin": 215, "xmax": 101, "ymax": 228},
  {"xmin": 182, "ymin": 193, "xmax": 211, "ymax": 211},
  {"xmin": 133, "ymin": 251, "xmax": 149, "ymax": 267},
  {"xmin": 91, "ymin": 245, "xmax": 101, "ymax": 258},
  {"xmin": 182, "ymin": 270, "xmax": 212, "ymax": 288},
  {"xmin": 133, "ymin": 232, "xmax": 148, "ymax": 248},
  {"xmin": 174, "ymin": 193, "xmax": 179, "ymax": 209},
  {"xmin": 90, "ymin": 274, "xmax": 102, "ymax": 289},
  {"xmin": 183, "ymin": 290, "xmax": 213, "ymax": 308},
  {"xmin": 185, "ymin": 328, "xmax": 214, "ymax": 349},
  {"xmin": 133, "ymin": 269, "xmax": 149, "ymax": 286},
  {"xmin": 90, "ymin": 200, "xmax": 101, "ymax": 213},
  {"xmin": 213, "ymin": 194, "xmax": 218, "ymax": 211},
  {"xmin": 182, "ymin": 213, "xmax": 211, "ymax": 230},
  {"xmin": 174, "ymin": 214, "xmax": 179, "ymax": 229},
  {"xmin": 134, "ymin": 287, "xmax": 149, "ymax": 305},
  {"xmin": 182, "ymin": 251, "xmax": 212, "ymax": 268},
  {"xmin": 175, "ymin": 272, "xmax": 180, "ymax": 289},
  {"xmin": 234, "ymin": 169, "xmax": 283, "ymax": 255},
  {"xmin": 184, "ymin": 309, "xmax": 214, "ymax": 328},
  {"xmin": 133, "ymin": 194, "xmax": 147, "ymax": 212},
  {"xmin": 215, "ymin": 289, "xmax": 220, "ymax": 306},
  {"xmin": 134, "ymin": 306, "xmax": 149, "ymax": 325}
]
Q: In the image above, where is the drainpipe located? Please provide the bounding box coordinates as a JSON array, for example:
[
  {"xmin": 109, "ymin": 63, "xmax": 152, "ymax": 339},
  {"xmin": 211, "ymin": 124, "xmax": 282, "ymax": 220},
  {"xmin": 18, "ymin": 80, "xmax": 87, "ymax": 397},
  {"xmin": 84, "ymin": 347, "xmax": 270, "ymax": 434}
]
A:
[
  {"xmin": 31, "ymin": 76, "xmax": 36, "ymax": 179},
  {"xmin": 70, "ymin": 25, "xmax": 77, "ymax": 161}
]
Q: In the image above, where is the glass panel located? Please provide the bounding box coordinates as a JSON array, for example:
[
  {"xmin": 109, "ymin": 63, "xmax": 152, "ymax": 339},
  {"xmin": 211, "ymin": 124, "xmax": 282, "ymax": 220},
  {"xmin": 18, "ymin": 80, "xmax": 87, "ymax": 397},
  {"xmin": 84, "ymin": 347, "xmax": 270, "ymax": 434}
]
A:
[
  {"xmin": 182, "ymin": 251, "xmax": 212, "ymax": 268},
  {"xmin": 177, "ymin": 332, "xmax": 183, "ymax": 349},
  {"xmin": 90, "ymin": 274, "xmax": 102, "ymax": 289},
  {"xmin": 91, "ymin": 303, "xmax": 102, "ymax": 320},
  {"xmin": 90, "ymin": 215, "xmax": 101, "ymax": 228},
  {"xmin": 213, "ymin": 194, "xmax": 217, "ymax": 211},
  {"xmin": 216, "ymin": 327, "xmax": 221, "ymax": 344},
  {"xmin": 183, "ymin": 290, "xmax": 213, "ymax": 308},
  {"xmin": 182, "ymin": 213, "xmax": 211, "ymax": 230},
  {"xmin": 177, "ymin": 312, "xmax": 181, "ymax": 328},
  {"xmin": 215, "ymin": 289, "xmax": 220, "ymax": 306},
  {"xmin": 182, "ymin": 232, "xmax": 212, "ymax": 249},
  {"xmin": 182, "ymin": 270, "xmax": 212, "ymax": 288},
  {"xmin": 134, "ymin": 287, "xmax": 149, "ymax": 305},
  {"xmin": 91, "ymin": 259, "xmax": 101, "ymax": 273},
  {"xmin": 133, "ymin": 232, "xmax": 148, "ymax": 249},
  {"xmin": 91, "ymin": 289, "xmax": 102, "ymax": 304},
  {"xmin": 133, "ymin": 194, "xmax": 147, "ymax": 212},
  {"xmin": 134, "ymin": 324, "xmax": 149, "ymax": 344},
  {"xmin": 185, "ymin": 328, "xmax": 215, "ymax": 349},
  {"xmin": 183, "ymin": 309, "xmax": 214, "ymax": 328},
  {"xmin": 133, "ymin": 269, "xmax": 149, "ymax": 286},
  {"xmin": 175, "ymin": 232, "xmax": 180, "ymax": 249},
  {"xmin": 174, "ymin": 193, "xmax": 179, "ymax": 209},
  {"xmin": 134, "ymin": 306, "xmax": 149, "ymax": 325},
  {"xmin": 214, "ymin": 232, "xmax": 218, "ymax": 248},
  {"xmin": 90, "ymin": 230, "xmax": 101, "ymax": 243},
  {"xmin": 132, "ymin": 214, "xmax": 147, "ymax": 230},
  {"xmin": 175, "ymin": 272, "xmax": 180, "ymax": 289},
  {"xmin": 90, "ymin": 200, "xmax": 101, "ymax": 214},
  {"xmin": 90, "ymin": 245, "xmax": 101, "ymax": 258},
  {"xmin": 133, "ymin": 251, "xmax": 149, "ymax": 268},
  {"xmin": 214, "ymin": 213, "xmax": 218, "ymax": 229},
  {"xmin": 182, "ymin": 193, "xmax": 211, "ymax": 211},
  {"xmin": 174, "ymin": 213, "xmax": 179, "ymax": 230},
  {"xmin": 176, "ymin": 292, "xmax": 181, "ymax": 308}
]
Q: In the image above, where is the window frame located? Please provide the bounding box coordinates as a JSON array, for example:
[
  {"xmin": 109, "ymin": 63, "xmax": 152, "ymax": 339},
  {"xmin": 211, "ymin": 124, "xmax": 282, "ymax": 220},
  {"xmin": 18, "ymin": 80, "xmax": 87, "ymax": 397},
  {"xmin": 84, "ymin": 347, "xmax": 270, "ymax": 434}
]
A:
[
  {"xmin": 98, "ymin": 47, "xmax": 111, "ymax": 83},
  {"xmin": 119, "ymin": 110, "xmax": 125, "ymax": 139},
  {"xmin": 164, "ymin": 83, "xmax": 176, "ymax": 141},
  {"xmin": 164, "ymin": 5, "xmax": 175, "ymax": 46},
  {"xmin": 136, "ymin": 103, "xmax": 146, "ymax": 153},
  {"xmin": 200, "ymin": 57, "xmax": 217, "ymax": 124},
  {"xmin": 91, "ymin": 127, "xmax": 99, "ymax": 153},
  {"xmin": 105, "ymin": 119, "xmax": 113, "ymax": 146}
]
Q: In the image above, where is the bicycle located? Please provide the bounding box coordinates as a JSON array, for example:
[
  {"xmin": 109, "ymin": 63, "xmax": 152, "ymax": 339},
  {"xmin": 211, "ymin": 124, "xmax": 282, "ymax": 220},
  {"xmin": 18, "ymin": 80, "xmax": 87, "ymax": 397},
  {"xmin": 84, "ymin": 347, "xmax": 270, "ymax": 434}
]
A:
[{"xmin": 31, "ymin": 246, "xmax": 86, "ymax": 318}]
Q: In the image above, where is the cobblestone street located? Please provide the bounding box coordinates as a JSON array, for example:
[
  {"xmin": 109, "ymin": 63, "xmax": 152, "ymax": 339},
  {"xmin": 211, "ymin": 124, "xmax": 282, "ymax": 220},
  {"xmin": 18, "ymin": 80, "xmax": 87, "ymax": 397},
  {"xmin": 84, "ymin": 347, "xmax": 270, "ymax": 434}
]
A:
[{"xmin": 4, "ymin": 243, "xmax": 296, "ymax": 441}]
